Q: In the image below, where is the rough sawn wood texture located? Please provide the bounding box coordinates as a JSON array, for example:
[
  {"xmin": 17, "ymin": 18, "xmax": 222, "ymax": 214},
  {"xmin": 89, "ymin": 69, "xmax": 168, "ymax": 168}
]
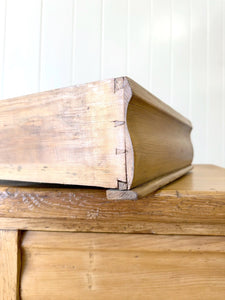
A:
[
  {"xmin": 0, "ymin": 165, "xmax": 225, "ymax": 299},
  {"xmin": 0, "ymin": 165, "xmax": 224, "ymax": 235},
  {"xmin": 0, "ymin": 77, "xmax": 193, "ymax": 191}
]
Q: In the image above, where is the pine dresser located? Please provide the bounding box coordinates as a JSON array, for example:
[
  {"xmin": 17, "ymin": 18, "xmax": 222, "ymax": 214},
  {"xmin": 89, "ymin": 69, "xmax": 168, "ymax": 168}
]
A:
[{"xmin": 1, "ymin": 164, "xmax": 225, "ymax": 299}]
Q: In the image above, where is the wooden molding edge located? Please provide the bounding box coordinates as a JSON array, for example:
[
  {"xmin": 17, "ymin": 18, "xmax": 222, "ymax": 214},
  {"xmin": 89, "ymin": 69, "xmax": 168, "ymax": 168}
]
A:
[
  {"xmin": 126, "ymin": 77, "xmax": 192, "ymax": 128},
  {"xmin": 106, "ymin": 165, "xmax": 193, "ymax": 200}
]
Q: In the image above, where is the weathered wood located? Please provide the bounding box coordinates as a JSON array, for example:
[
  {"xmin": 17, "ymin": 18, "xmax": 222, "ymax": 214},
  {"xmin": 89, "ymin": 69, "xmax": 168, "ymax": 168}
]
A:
[
  {"xmin": 125, "ymin": 78, "xmax": 193, "ymax": 189},
  {"xmin": 20, "ymin": 231, "xmax": 225, "ymax": 299},
  {"xmin": 0, "ymin": 165, "xmax": 224, "ymax": 235},
  {"xmin": 0, "ymin": 230, "xmax": 21, "ymax": 300},
  {"xmin": 0, "ymin": 77, "xmax": 193, "ymax": 191},
  {"xmin": 1, "ymin": 218, "xmax": 225, "ymax": 236},
  {"xmin": 107, "ymin": 165, "xmax": 193, "ymax": 199}
]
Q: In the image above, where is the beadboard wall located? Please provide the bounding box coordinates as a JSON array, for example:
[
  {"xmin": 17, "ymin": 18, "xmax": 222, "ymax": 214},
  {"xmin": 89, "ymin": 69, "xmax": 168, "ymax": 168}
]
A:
[{"xmin": 0, "ymin": 0, "xmax": 224, "ymax": 166}]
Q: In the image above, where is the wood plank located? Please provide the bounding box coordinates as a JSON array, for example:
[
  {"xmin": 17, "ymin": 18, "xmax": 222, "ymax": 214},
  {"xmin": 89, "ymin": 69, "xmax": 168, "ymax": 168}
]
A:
[
  {"xmin": 0, "ymin": 230, "xmax": 21, "ymax": 300},
  {"xmin": 1, "ymin": 218, "xmax": 225, "ymax": 236},
  {"xmin": 0, "ymin": 165, "xmax": 224, "ymax": 235},
  {"xmin": 0, "ymin": 78, "xmax": 127, "ymax": 188},
  {"xmin": 21, "ymin": 231, "xmax": 225, "ymax": 299},
  {"xmin": 0, "ymin": 77, "xmax": 193, "ymax": 191}
]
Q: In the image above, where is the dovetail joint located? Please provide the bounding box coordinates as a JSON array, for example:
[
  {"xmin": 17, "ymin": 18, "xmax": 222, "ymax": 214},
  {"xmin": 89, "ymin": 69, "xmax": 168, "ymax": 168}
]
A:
[
  {"xmin": 113, "ymin": 120, "xmax": 125, "ymax": 127},
  {"xmin": 115, "ymin": 149, "xmax": 126, "ymax": 155},
  {"xmin": 114, "ymin": 77, "xmax": 124, "ymax": 93},
  {"xmin": 117, "ymin": 180, "xmax": 128, "ymax": 190}
]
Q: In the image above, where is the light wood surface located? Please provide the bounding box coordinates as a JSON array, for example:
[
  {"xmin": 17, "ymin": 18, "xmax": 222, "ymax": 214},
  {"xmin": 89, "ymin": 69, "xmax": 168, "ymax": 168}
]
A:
[
  {"xmin": 0, "ymin": 230, "xmax": 20, "ymax": 300},
  {"xmin": 20, "ymin": 231, "xmax": 225, "ymax": 299},
  {"xmin": 107, "ymin": 165, "xmax": 193, "ymax": 199},
  {"xmin": 127, "ymin": 77, "xmax": 193, "ymax": 188},
  {"xmin": 0, "ymin": 78, "xmax": 127, "ymax": 189},
  {"xmin": 0, "ymin": 165, "xmax": 224, "ymax": 299},
  {"xmin": 0, "ymin": 165, "xmax": 225, "ymax": 235},
  {"xmin": 0, "ymin": 77, "xmax": 193, "ymax": 191}
]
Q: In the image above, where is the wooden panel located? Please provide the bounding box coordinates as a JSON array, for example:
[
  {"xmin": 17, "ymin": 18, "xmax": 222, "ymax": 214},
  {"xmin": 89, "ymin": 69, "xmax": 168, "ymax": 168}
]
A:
[
  {"xmin": 3, "ymin": 0, "xmax": 41, "ymax": 99},
  {"xmin": 0, "ymin": 165, "xmax": 225, "ymax": 235},
  {"xmin": 2, "ymin": 217, "xmax": 225, "ymax": 236},
  {"xmin": 21, "ymin": 231, "xmax": 225, "ymax": 299},
  {"xmin": 0, "ymin": 79, "xmax": 126, "ymax": 188},
  {"xmin": 0, "ymin": 230, "xmax": 20, "ymax": 300},
  {"xmin": 40, "ymin": 0, "xmax": 73, "ymax": 91}
]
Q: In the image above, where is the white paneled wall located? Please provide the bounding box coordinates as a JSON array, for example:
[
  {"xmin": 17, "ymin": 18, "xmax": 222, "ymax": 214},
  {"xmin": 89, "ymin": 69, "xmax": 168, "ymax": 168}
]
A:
[{"xmin": 0, "ymin": 0, "xmax": 224, "ymax": 166}]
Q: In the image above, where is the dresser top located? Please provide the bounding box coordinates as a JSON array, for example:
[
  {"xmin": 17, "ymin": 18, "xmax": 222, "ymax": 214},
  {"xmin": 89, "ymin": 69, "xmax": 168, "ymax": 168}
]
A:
[{"xmin": 0, "ymin": 164, "xmax": 225, "ymax": 236}]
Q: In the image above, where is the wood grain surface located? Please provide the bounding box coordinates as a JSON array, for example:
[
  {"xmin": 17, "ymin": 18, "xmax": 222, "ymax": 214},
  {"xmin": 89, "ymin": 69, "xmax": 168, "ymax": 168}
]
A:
[
  {"xmin": 0, "ymin": 76, "xmax": 193, "ymax": 191},
  {"xmin": 0, "ymin": 78, "xmax": 127, "ymax": 188},
  {"xmin": 20, "ymin": 231, "xmax": 225, "ymax": 299},
  {"xmin": 0, "ymin": 165, "xmax": 225, "ymax": 235},
  {"xmin": 0, "ymin": 230, "xmax": 21, "ymax": 300},
  {"xmin": 126, "ymin": 77, "xmax": 193, "ymax": 188}
]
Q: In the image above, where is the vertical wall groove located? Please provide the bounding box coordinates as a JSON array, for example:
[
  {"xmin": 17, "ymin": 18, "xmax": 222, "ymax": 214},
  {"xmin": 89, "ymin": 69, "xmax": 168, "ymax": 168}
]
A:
[
  {"xmin": 100, "ymin": 0, "xmax": 104, "ymax": 80},
  {"xmin": 126, "ymin": 0, "xmax": 130, "ymax": 75},
  {"xmin": 170, "ymin": 0, "xmax": 173, "ymax": 106},
  {"xmin": 70, "ymin": 0, "xmax": 75, "ymax": 85},
  {"xmin": 223, "ymin": 0, "xmax": 225, "ymax": 167},
  {"xmin": 0, "ymin": 0, "xmax": 7, "ymax": 99},
  {"xmin": 149, "ymin": 0, "xmax": 153, "ymax": 91},
  {"xmin": 147, "ymin": 0, "xmax": 151, "ymax": 90},
  {"xmin": 188, "ymin": 0, "xmax": 192, "ymax": 119},
  {"xmin": 206, "ymin": 0, "xmax": 210, "ymax": 161},
  {"xmin": 38, "ymin": 0, "xmax": 43, "ymax": 92}
]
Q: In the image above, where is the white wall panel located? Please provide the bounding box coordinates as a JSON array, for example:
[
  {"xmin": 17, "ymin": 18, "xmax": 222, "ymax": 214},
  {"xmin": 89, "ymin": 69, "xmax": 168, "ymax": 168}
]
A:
[
  {"xmin": 0, "ymin": 0, "xmax": 224, "ymax": 167},
  {"xmin": 40, "ymin": 0, "xmax": 73, "ymax": 91},
  {"xmin": 190, "ymin": 0, "xmax": 207, "ymax": 163},
  {"xmin": 223, "ymin": 0, "xmax": 225, "ymax": 167},
  {"xmin": 171, "ymin": 0, "xmax": 189, "ymax": 118},
  {"xmin": 3, "ymin": 0, "xmax": 41, "ymax": 99},
  {"xmin": 0, "ymin": 0, "xmax": 6, "ymax": 99},
  {"xmin": 206, "ymin": 0, "xmax": 224, "ymax": 165},
  {"xmin": 127, "ymin": 0, "xmax": 150, "ymax": 90},
  {"xmin": 74, "ymin": 0, "xmax": 102, "ymax": 84},
  {"xmin": 150, "ymin": 0, "xmax": 171, "ymax": 104},
  {"xmin": 102, "ymin": 0, "xmax": 127, "ymax": 79}
]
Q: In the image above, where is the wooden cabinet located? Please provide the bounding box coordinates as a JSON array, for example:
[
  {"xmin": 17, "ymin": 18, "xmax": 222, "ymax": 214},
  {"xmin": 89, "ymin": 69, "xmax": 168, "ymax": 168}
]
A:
[{"xmin": 1, "ymin": 165, "xmax": 225, "ymax": 299}]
